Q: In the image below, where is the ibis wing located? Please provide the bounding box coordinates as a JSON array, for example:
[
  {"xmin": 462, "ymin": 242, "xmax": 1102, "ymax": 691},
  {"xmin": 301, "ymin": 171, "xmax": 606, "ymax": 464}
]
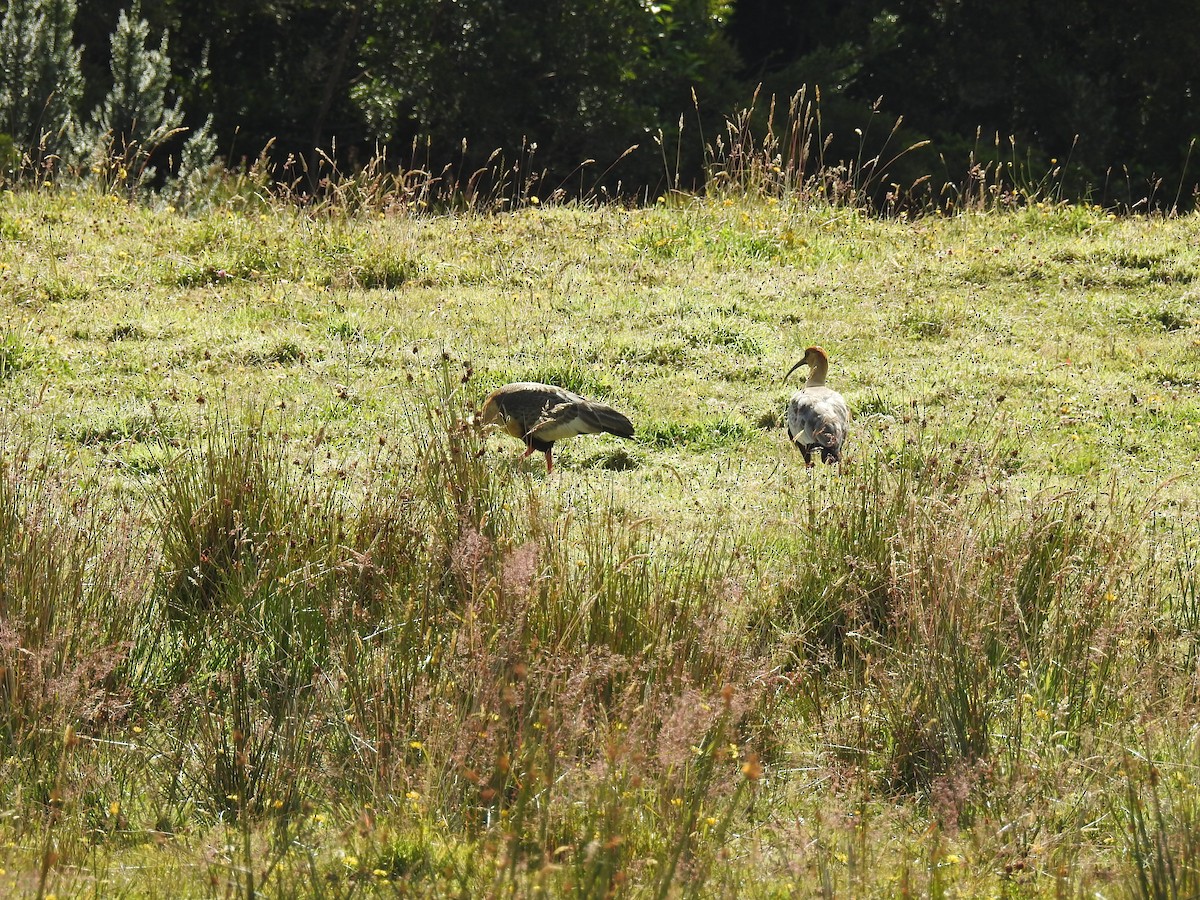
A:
[
  {"xmin": 579, "ymin": 401, "xmax": 635, "ymax": 439},
  {"xmin": 529, "ymin": 400, "xmax": 634, "ymax": 442},
  {"xmin": 814, "ymin": 395, "xmax": 850, "ymax": 446},
  {"xmin": 528, "ymin": 401, "xmax": 599, "ymax": 442},
  {"xmin": 787, "ymin": 389, "xmax": 849, "ymax": 451}
]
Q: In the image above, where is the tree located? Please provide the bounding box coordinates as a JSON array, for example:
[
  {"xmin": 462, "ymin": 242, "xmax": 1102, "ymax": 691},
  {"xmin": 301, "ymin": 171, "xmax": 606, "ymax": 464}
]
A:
[
  {"xmin": 165, "ymin": 112, "xmax": 219, "ymax": 209},
  {"xmin": 0, "ymin": 0, "xmax": 83, "ymax": 169},
  {"xmin": 353, "ymin": 0, "xmax": 738, "ymax": 194},
  {"xmin": 726, "ymin": 0, "xmax": 1200, "ymax": 208},
  {"xmin": 79, "ymin": 2, "xmax": 183, "ymax": 179},
  {"xmin": 148, "ymin": 0, "xmax": 374, "ymax": 167}
]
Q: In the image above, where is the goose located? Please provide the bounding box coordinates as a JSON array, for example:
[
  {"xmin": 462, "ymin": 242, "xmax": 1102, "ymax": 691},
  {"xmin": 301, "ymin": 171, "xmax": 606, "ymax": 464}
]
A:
[
  {"xmin": 784, "ymin": 346, "xmax": 850, "ymax": 466},
  {"xmin": 479, "ymin": 382, "xmax": 636, "ymax": 472}
]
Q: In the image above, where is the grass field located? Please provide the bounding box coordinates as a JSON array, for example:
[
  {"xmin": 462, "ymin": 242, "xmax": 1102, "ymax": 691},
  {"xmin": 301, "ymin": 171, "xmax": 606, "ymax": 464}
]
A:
[{"xmin": 0, "ymin": 182, "xmax": 1199, "ymax": 897}]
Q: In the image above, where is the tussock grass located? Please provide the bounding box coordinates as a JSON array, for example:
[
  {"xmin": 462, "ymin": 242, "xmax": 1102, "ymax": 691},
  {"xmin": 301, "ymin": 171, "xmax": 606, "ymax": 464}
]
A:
[
  {"xmin": 1119, "ymin": 734, "xmax": 1200, "ymax": 900},
  {"xmin": 0, "ymin": 328, "xmax": 34, "ymax": 379}
]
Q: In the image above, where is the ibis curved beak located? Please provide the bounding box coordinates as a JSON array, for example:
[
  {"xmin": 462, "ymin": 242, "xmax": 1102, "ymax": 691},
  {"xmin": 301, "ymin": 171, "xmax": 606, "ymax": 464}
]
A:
[{"xmin": 783, "ymin": 359, "xmax": 806, "ymax": 382}]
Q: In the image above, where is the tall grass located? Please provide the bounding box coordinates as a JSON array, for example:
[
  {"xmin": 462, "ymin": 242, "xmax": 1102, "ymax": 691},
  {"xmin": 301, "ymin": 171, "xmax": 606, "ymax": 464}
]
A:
[
  {"xmin": 164, "ymin": 134, "xmax": 558, "ymax": 217},
  {"xmin": 1120, "ymin": 734, "xmax": 1200, "ymax": 900},
  {"xmin": 27, "ymin": 82, "xmax": 1089, "ymax": 219},
  {"xmin": 0, "ymin": 437, "xmax": 145, "ymax": 773},
  {"xmin": 699, "ymin": 86, "xmax": 934, "ymax": 211},
  {"xmin": 72, "ymin": 364, "xmax": 766, "ymax": 891},
  {"xmin": 693, "ymin": 87, "xmax": 1103, "ymax": 216},
  {"xmin": 0, "ymin": 354, "xmax": 1196, "ymax": 894},
  {"xmin": 767, "ymin": 421, "xmax": 1138, "ymax": 796}
]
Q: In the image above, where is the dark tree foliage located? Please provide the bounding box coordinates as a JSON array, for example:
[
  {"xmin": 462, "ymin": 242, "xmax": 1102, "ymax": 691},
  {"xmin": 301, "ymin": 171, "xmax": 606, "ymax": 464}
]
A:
[
  {"xmin": 68, "ymin": 0, "xmax": 739, "ymax": 192},
  {"xmin": 75, "ymin": 0, "xmax": 371, "ymax": 167},
  {"xmin": 0, "ymin": 0, "xmax": 83, "ymax": 164},
  {"xmin": 14, "ymin": 0, "xmax": 1199, "ymax": 204},
  {"xmin": 353, "ymin": 0, "xmax": 738, "ymax": 193},
  {"xmin": 728, "ymin": 0, "xmax": 1200, "ymax": 207}
]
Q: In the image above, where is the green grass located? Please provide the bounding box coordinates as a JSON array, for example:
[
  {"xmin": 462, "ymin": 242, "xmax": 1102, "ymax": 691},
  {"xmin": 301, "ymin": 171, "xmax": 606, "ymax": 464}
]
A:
[{"xmin": 0, "ymin": 184, "xmax": 1198, "ymax": 896}]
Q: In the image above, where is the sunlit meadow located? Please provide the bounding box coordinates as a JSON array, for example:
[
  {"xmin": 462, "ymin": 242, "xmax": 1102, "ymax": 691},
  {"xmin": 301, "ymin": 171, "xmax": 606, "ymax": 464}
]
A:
[{"xmin": 0, "ymin": 176, "xmax": 1198, "ymax": 897}]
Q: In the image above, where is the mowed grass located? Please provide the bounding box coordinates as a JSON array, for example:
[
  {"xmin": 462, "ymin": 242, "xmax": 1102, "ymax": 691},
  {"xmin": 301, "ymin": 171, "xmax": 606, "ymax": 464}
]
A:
[{"xmin": 0, "ymin": 185, "xmax": 1199, "ymax": 896}]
